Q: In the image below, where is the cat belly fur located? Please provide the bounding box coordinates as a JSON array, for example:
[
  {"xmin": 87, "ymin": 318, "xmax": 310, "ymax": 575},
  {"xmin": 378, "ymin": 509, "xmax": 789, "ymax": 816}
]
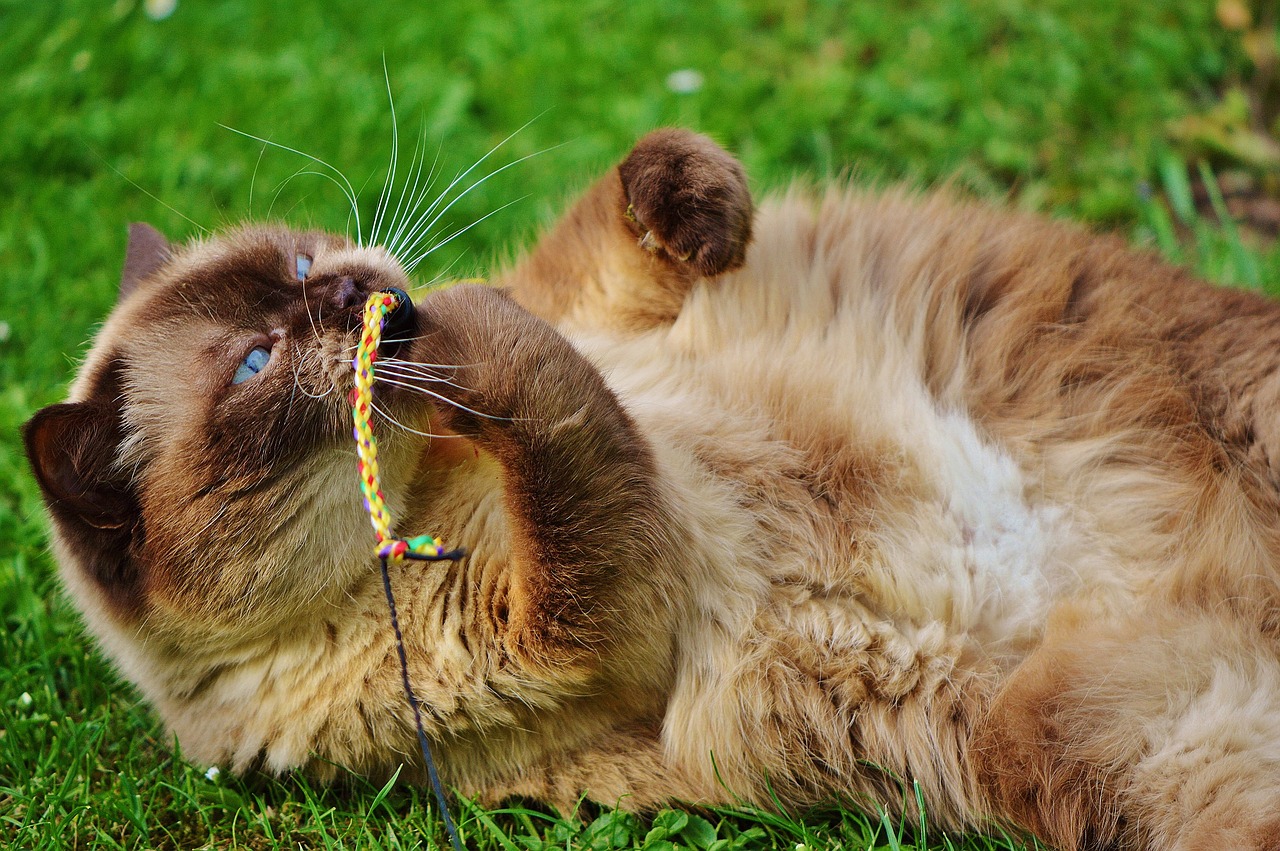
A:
[{"xmin": 554, "ymin": 194, "xmax": 1126, "ymax": 820}]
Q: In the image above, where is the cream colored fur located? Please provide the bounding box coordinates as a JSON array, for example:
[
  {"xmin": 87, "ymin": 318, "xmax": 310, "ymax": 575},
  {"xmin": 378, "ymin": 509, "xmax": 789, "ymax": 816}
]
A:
[{"xmin": 36, "ymin": 174, "xmax": 1280, "ymax": 850}]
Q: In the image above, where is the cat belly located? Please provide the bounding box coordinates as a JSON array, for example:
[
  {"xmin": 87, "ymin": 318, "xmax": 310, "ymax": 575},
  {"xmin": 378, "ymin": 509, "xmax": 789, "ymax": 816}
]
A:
[
  {"xmin": 897, "ymin": 407, "xmax": 1081, "ymax": 654},
  {"xmin": 579, "ymin": 321, "xmax": 1110, "ymax": 817}
]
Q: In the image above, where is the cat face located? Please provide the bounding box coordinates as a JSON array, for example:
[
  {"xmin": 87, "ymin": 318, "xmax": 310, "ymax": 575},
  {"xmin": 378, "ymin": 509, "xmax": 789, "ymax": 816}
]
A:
[{"xmin": 25, "ymin": 224, "xmax": 436, "ymax": 643}]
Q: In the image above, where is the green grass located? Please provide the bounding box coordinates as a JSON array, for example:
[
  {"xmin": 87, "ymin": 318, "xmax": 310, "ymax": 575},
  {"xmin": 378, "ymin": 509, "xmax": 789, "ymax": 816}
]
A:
[{"xmin": 2, "ymin": 0, "xmax": 1278, "ymax": 848}]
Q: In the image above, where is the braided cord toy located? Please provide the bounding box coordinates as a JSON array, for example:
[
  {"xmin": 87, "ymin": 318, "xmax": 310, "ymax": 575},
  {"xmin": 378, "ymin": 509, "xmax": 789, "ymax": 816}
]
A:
[
  {"xmin": 353, "ymin": 288, "xmax": 465, "ymax": 851},
  {"xmin": 352, "ymin": 289, "xmax": 461, "ymax": 562}
]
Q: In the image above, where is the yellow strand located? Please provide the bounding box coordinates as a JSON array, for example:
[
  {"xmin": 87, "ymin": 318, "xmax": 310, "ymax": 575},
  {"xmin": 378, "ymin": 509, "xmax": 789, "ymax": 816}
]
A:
[{"xmin": 352, "ymin": 290, "xmax": 447, "ymax": 561}]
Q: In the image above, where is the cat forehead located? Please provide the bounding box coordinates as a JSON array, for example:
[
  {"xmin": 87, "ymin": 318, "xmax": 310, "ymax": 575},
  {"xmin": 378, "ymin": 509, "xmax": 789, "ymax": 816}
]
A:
[
  {"xmin": 124, "ymin": 226, "xmax": 401, "ymax": 319},
  {"xmin": 69, "ymin": 225, "xmax": 401, "ymax": 401},
  {"xmin": 144, "ymin": 224, "xmax": 403, "ymax": 292},
  {"xmin": 170, "ymin": 225, "xmax": 353, "ymax": 280}
]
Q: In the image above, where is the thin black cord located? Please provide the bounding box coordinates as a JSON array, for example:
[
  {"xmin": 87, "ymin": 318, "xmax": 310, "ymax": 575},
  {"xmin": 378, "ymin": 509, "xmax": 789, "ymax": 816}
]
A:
[{"xmin": 380, "ymin": 555, "xmax": 465, "ymax": 851}]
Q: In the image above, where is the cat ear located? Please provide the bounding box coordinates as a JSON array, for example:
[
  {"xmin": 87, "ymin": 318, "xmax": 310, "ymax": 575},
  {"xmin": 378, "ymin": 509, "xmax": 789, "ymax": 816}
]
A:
[
  {"xmin": 121, "ymin": 222, "xmax": 172, "ymax": 300},
  {"xmin": 24, "ymin": 401, "xmax": 142, "ymax": 609},
  {"xmin": 25, "ymin": 402, "xmax": 133, "ymax": 529}
]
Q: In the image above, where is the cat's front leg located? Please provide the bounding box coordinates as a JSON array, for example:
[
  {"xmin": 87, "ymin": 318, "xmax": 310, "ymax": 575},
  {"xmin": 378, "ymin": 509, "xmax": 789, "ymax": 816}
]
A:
[
  {"xmin": 506, "ymin": 128, "xmax": 753, "ymax": 329},
  {"xmin": 406, "ymin": 284, "xmax": 679, "ymax": 677}
]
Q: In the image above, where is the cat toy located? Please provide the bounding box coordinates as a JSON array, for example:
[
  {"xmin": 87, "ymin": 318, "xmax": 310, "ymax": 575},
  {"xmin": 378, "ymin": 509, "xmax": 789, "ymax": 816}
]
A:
[
  {"xmin": 352, "ymin": 288, "xmax": 463, "ymax": 562},
  {"xmin": 353, "ymin": 288, "xmax": 465, "ymax": 851}
]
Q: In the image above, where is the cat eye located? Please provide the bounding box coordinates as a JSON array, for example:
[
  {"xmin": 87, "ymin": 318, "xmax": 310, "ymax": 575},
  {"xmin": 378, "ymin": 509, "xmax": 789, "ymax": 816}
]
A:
[
  {"xmin": 295, "ymin": 254, "xmax": 312, "ymax": 281},
  {"xmin": 232, "ymin": 346, "xmax": 271, "ymax": 384}
]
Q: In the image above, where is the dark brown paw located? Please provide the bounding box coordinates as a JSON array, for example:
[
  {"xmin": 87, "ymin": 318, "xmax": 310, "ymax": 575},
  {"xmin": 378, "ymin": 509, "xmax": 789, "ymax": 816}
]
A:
[
  {"xmin": 409, "ymin": 284, "xmax": 614, "ymax": 439},
  {"xmin": 617, "ymin": 129, "xmax": 752, "ymax": 278}
]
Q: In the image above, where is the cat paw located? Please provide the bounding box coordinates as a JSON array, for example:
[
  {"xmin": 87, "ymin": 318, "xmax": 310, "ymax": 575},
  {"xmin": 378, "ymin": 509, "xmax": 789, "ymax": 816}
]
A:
[
  {"xmin": 409, "ymin": 284, "xmax": 603, "ymax": 437},
  {"xmin": 617, "ymin": 129, "xmax": 752, "ymax": 278}
]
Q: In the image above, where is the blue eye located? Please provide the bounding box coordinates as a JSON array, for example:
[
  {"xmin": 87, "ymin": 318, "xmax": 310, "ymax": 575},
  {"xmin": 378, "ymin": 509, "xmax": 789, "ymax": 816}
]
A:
[
  {"xmin": 232, "ymin": 346, "xmax": 271, "ymax": 384},
  {"xmin": 295, "ymin": 254, "xmax": 312, "ymax": 281}
]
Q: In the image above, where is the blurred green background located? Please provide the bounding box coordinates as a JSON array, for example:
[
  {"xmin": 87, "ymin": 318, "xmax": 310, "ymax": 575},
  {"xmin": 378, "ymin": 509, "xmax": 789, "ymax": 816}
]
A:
[{"xmin": 3, "ymin": 0, "xmax": 1279, "ymax": 848}]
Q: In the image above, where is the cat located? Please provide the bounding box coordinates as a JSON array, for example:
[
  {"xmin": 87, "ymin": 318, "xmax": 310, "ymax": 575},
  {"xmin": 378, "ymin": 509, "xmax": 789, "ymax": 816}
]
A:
[{"xmin": 24, "ymin": 127, "xmax": 1280, "ymax": 850}]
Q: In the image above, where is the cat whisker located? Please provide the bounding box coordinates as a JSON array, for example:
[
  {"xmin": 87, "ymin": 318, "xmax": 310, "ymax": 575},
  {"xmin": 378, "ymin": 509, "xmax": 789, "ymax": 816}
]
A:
[
  {"xmin": 298, "ymin": 278, "xmax": 326, "ymax": 352},
  {"xmin": 375, "ymin": 365, "xmax": 466, "ymax": 381},
  {"xmin": 403, "ymin": 196, "xmax": 527, "ymax": 274},
  {"xmin": 265, "ymin": 169, "xmax": 315, "ymax": 223},
  {"xmin": 331, "ymin": 338, "xmax": 463, "ymax": 359},
  {"xmin": 220, "ymin": 123, "xmax": 363, "ymax": 246},
  {"xmin": 94, "ymin": 150, "xmax": 211, "ymax": 236},
  {"xmin": 404, "ymin": 252, "xmax": 467, "ymax": 292},
  {"xmin": 267, "ymin": 168, "xmax": 356, "ymax": 233},
  {"xmin": 368, "ymin": 400, "xmax": 466, "ymax": 440},
  {"xmin": 371, "ymin": 374, "xmax": 509, "ymax": 421},
  {"xmin": 375, "ymin": 354, "xmax": 467, "ymax": 370},
  {"xmin": 247, "ymin": 144, "xmax": 268, "ymax": 219},
  {"xmin": 369, "ymin": 60, "xmax": 401, "ymax": 249},
  {"xmin": 375, "ymin": 360, "xmax": 470, "ymax": 386},
  {"xmin": 393, "ymin": 138, "xmax": 556, "ymax": 270},
  {"xmin": 290, "ymin": 350, "xmax": 338, "ymax": 401},
  {"xmin": 375, "ymin": 367, "xmax": 471, "ymax": 395},
  {"xmin": 385, "ymin": 116, "xmax": 544, "ymax": 262},
  {"xmin": 383, "ymin": 122, "xmax": 442, "ymax": 256},
  {"xmin": 375, "ymin": 356, "xmax": 475, "ymax": 378}
]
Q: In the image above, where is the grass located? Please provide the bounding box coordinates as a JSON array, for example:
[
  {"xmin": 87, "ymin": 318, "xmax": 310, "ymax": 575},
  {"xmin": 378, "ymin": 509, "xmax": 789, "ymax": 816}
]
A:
[{"xmin": 2, "ymin": 0, "xmax": 1278, "ymax": 848}]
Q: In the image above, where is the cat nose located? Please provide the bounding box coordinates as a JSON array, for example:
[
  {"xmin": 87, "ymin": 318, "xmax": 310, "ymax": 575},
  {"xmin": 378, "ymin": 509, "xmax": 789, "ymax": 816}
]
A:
[{"xmin": 328, "ymin": 276, "xmax": 363, "ymax": 312}]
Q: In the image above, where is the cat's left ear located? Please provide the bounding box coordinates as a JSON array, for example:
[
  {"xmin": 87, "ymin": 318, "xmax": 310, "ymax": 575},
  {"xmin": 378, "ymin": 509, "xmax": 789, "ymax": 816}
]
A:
[{"xmin": 120, "ymin": 222, "xmax": 172, "ymax": 301}]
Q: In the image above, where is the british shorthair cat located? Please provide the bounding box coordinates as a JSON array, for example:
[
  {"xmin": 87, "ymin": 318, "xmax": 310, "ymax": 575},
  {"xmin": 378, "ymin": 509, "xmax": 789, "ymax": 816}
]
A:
[{"xmin": 26, "ymin": 129, "xmax": 1280, "ymax": 850}]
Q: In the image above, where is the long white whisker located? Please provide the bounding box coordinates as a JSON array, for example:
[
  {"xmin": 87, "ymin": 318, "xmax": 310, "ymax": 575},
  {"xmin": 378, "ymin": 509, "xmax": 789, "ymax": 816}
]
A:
[
  {"xmin": 299, "ymin": 277, "xmax": 324, "ymax": 351},
  {"xmin": 268, "ymin": 182, "xmax": 314, "ymax": 223},
  {"xmin": 386, "ymin": 117, "xmax": 542, "ymax": 260},
  {"xmin": 370, "ymin": 60, "xmax": 400, "ymax": 247},
  {"xmin": 375, "ymin": 358, "xmax": 462, "ymax": 375},
  {"xmin": 290, "ymin": 354, "xmax": 331, "ymax": 400},
  {"xmin": 377, "ymin": 120, "xmax": 417, "ymax": 251},
  {"xmin": 335, "ymin": 336, "xmax": 439, "ymax": 352},
  {"xmin": 369, "ymin": 401, "xmax": 466, "ymax": 439},
  {"xmin": 371, "ymin": 375, "xmax": 508, "ymax": 421},
  {"xmin": 404, "ymin": 197, "xmax": 527, "ymax": 274},
  {"xmin": 247, "ymin": 144, "xmax": 268, "ymax": 218},
  {"xmin": 375, "ymin": 365, "xmax": 471, "ymax": 392},
  {"xmin": 385, "ymin": 127, "xmax": 443, "ymax": 257},
  {"xmin": 376, "ymin": 356, "xmax": 467, "ymax": 372},
  {"xmin": 396, "ymin": 142, "xmax": 558, "ymax": 266},
  {"xmin": 362, "ymin": 359, "xmax": 478, "ymax": 389},
  {"xmin": 94, "ymin": 152, "xmax": 210, "ymax": 236},
  {"xmin": 376, "ymin": 353, "xmax": 482, "ymax": 373},
  {"xmin": 219, "ymin": 123, "xmax": 363, "ymax": 245},
  {"xmin": 403, "ymin": 253, "xmax": 468, "ymax": 293}
]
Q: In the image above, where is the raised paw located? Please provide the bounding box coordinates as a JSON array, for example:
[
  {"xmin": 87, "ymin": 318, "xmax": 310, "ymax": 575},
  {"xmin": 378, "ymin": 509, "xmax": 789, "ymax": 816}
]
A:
[
  {"xmin": 408, "ymin": 284, "xmax": 624, "ymax": 440},
  {"xmin": 617, "ymin": 129, "xmax": 753, "ymax": 278}
]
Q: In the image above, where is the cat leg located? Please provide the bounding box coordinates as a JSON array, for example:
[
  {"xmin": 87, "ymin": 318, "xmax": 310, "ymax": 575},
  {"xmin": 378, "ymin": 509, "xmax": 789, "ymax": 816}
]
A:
[
  {"xmin": 474, "ymin": 721, "xmax": 709, "ymax": 813},
  {"xmin": 504, "ymin": 128, "xmax": 753, "ymax": 330},
  {"xmin": 406, "ymin": 283, "xmax": 680, "ymax": 681},
  {"xmin": 973, "ymin": 604, "xmax": 1280, "ymax": 850}
]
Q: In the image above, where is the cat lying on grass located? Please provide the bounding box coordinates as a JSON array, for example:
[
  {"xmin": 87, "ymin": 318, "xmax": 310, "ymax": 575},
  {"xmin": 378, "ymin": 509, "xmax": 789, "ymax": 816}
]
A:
[{"xmin": 26, "ymin": 128, "xmax": 1280, "ymax": 850}]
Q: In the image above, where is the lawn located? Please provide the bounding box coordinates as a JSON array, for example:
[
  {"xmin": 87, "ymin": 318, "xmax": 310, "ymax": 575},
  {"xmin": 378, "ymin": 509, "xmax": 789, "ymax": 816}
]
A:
[{"xmin": 2, "ymin": 0, "xmax": 1279, "ymax": 848}]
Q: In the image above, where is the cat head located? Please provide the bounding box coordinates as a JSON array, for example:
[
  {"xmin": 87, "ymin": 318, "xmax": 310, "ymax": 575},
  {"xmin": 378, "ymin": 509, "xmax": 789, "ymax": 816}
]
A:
[{"xmin": 24, "ymin": 223, "xmax": 435, "ymax": 648}]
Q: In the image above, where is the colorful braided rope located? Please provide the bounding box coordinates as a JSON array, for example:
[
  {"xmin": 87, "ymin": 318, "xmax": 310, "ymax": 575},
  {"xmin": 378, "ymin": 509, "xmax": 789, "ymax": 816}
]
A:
[
  {"xmin": 352, "ymin": 290, "xmax": 448, "ymax": 561},
  {"xmin": 353, "ymin": 289, "xmax": 465, "ymax": 850}
]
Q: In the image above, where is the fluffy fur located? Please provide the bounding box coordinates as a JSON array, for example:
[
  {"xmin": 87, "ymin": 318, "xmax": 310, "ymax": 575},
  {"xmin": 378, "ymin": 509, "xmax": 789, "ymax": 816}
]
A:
[{"xmin": 25, "ymin": 129, "xmax": 1280, "ymax": 849}]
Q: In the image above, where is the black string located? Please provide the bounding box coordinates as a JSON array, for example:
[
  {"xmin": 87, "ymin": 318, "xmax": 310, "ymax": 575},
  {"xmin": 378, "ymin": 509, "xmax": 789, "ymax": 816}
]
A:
[{"xmin": 380, "ymin": 554, "xmax": 466, "ymax": 851}]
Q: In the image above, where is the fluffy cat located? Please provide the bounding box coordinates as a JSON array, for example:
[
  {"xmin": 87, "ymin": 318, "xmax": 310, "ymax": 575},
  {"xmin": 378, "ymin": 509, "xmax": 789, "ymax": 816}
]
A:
[{"xmin": 25, "ymin": 128, "xmax": 1280, "ymax": 850}]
